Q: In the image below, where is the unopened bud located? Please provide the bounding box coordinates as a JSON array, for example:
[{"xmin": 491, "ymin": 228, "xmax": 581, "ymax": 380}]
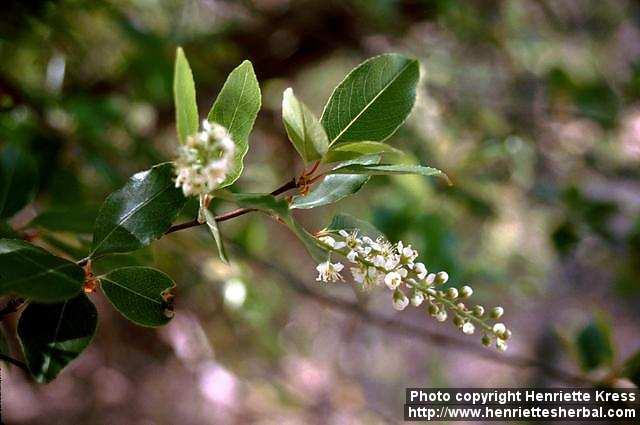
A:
[
  {"xmin": 462, "ymin": 322, "xmax": 475, "ymax": 335},
  {"xmin": 446, "ymin": 287, "xmax": 459, "ymax": 299},
  {"xmin": 453, "ymin": 315, "xmax": 464, "ymax": 327},
  {"xmin": 435, "ymin": 310, "xmax": 447, "ymax": 322},
  {"xmin": 473, "ymin": 305, "xmax": 485, "ymax": 317},
  {"xmin": 496, "ymin": 338, "xmax": 508, "ymax": 352},
  {"xmin": 428, "ymin": 303, "xmax": 439, "ymax": 316},
  {"xmin": 482, "ymin": 334, "xmax": 492, "ymax": 347},
  {"xmin": 490, "ymin": 306, "xmax": 504, "ymax": 319},
  {"xmin": 492, "ymin": 323, "xmax": 506, "ymax": 337},
  {"xmin": 435, "ymin": 271, "xmax": 449, "ymax": 285},
  {"xmin": 392, "ymin": 289, "xmax": 409, "ymax": 311},
  {"xmin": 460, "ymin": 285, "xmax": 473, "ymax": 298},
  {"xmin": 410, "ymin": 289, "xmax": 424, "ymax": 307}
]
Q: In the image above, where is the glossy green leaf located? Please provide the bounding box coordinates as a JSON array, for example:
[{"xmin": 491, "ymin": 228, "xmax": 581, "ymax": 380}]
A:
[
  {"xmin": 174, "ymin": 47, "xmax": 199, "ymax": 144},
  {"xmin": 321, "ymin": 54, "xmax": 419, "ymax": 145},
  {"xmin": 323, "ymin": 141, "xmax": 404, "ymax": 163},
  {"xmin": 0, "ymin": 239, "xmax": 83, "ymax": 302},
  {"xmin": 232, "ymin": 193, "xmax": 326, "ymax": 262},
  {"xmin": 18, "ymin": 294, "xmax": 97, "ymax": 383},
  {"xmin": 100, "ymin": 266, "xmax": 175, "ymax": 327},
  {"xmin": 30, "ymin": 205, "xmax": 100, "ymax": 234},
  {"xmin": 90, "ymin": 163, "xmax": 187, "ymax": 258},
  {"xmin": 204, "ymin": 208, "xmax": 229, "ymax": 264},
  {"xmin": 282, "ymin": 87, "xmax": 328, "ymax": 163},
  {"xmin": 622, "ymin": 351, "xmax": 640, "ymax": 387},
  {"xmin": 0, "ymin": 144, "xmax": 38, "ymax": 219},
  {"xmin": 208, "ymin": 60, "xmax": 261, "ymax": 188},
  {"xmin": 290, "ymin": 155, "xmax": 379, "ymax": 210},
  {"xmin": 330, "ymin": 163, "xmax": 447, "ymax": 182},
  {"xmin": 576, "ymin": 319, "xmax": 614, "ymax": 372},
  {"xmin": 322, "ymin": 213, "xmax": 384, "ymax": 240}
]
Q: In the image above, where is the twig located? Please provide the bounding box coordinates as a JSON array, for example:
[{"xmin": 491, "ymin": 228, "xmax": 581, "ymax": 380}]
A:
[
  {"xmin": 165, "ymin": 177, "xmax": 298, "ymax": 235},
  {"xmin": 237, "ymin": 247, "xmax": 595, "ymax": 386},
  {"xmin": 0, "ymin": 353, "xmax": 29, "ymax": 372}
]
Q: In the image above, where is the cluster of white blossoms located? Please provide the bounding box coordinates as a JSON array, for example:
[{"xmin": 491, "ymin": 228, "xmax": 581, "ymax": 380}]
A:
[
  {"xmin": 174, "ymin": 120, "xmax": 235, "ymax": 197},
  {"xmin": 315, "ymin": 229, "xmax": 511, "ymax": 351}
]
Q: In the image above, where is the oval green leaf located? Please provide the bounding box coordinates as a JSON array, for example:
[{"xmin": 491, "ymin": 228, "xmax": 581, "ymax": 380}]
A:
[
  {"xmin": 321, "ymin": 54, "xmax": 419, "ymax": 145},
  {"xmin": 282, "ymin": 87, "xmax": 328, "ymax": 163},
  {"xmin": 90, "ymin": 163, "xmax": 187, "ymax": 258},
  {"xmin": 174, "ymin": 47, "xmax": 199, "ymax": 144},
  {"xmin": 0, "ymin": 144, "xmax": 38, "ymax": 219},
  {"xmin": 100, "ymin": 266, "xmax": 175, "ymax": 327},
  {"xmin": 323, "ymin": 141, "xmax": 404, "ymax": 163},
  {"xmin": 576, "ymin": 319, "xmax": 613, "ymax": 372},
  {"xmin": 208, "ymin": 60, "xmax": 261, "ymax": 188},
  {"xmin": 330, "ymin": 163, "xmax": 447, "ymax": 183},
  {"xmin": 0, "ymin": 239, "xmax": 83, "ymax": 302},
  {"xmin": 18, "ymin": 293, "xmax": 97, "ymax": 383}
]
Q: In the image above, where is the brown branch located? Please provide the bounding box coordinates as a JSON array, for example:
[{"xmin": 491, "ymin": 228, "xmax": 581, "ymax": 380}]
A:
[
  {"xmin": 165, "ymin": 177, "xmax": 298, "ymax": 235},
  {"xmin": 237, "ymin": 247, "xmax": 595, "ymax": 386}
]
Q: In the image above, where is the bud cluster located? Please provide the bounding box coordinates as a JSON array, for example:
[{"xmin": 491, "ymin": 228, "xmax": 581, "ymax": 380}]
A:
[
  {"xmin": 174, "ymin": 120, "xmax": 236, "ymax": 197},
  {"xmin": 315, "ymin": 229, "xmax": 511, "ymax": 351}
]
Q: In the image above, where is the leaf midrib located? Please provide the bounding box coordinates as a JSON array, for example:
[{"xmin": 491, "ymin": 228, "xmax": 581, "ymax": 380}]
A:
[{"xmin": 101, "ymin": 276, "xmax": 163, "ymax": 305}]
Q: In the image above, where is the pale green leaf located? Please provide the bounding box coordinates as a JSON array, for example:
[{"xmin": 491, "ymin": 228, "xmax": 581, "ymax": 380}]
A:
[
  {"xmin": 321, "ymin": 54, "xmax": 419, "ymax": 145},
  {"xmin": 330, "ymin": 163, "xmax": 448, "ymax": 183},
  {"xmin": 323, "ymin": 141, "xmax": 405, "ymax": 163},
  {"xmin": 18, "ymin": 294, "xmax": 97, "ymax": 383},
  {"xmin": 282, "ymin": 87, "xmax": 328, "ymax": 163},
  {"xmin": 100, "ymin": 266, "xmax": 175, "ymax": 327},
  {"xmin": 322, "ymin": 213, "xmax": 384, "ymax": 240},
  {"xmin": 204, "ymin": 208, "xmax": 229, "ymax": 264},
  {"xmin": 173, "ymin": 47, "xmax": 199, "ymax": 145},
  {"xmin": 208, "ymin": 61, "xmax": 261, "ymax": 188}
]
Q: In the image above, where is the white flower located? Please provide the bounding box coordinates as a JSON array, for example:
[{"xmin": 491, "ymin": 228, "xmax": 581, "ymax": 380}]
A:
[
  {"xmin": 410, "ymin": 289, "xmax": 424, "ymax": 307},
  {"xmin": 496, "ymin": 338, "xmax": 508, "ymax": 352},
  {"xmin": 174, "ymin": 120, "xmax": 236, "ymax": 197},
  {"xmin": 384, "ymin": 271, "xmax": 402, "ymax": 290},
  {"xmin": 316, "ymin": 261, "xmax": 344, "ymax": 283},
  {"xmin": 346, "ymin": 250, "xmax": 359, "ymax": 262},
  {"xmin": 462, "ymin": 322, "xmax": 475, "ymax": 335},
  {"xmin": 435, "ymin": 310, "xmax": 447, "ymax": 322},
  {"xmin": 319, "ymin": 236, "xmax": 336, "ymax": 247},
  {"xmin": 334, "ymin": 241, "xmax": 347, "ymax": 250},
  {"xmin": 414, "ymin": 262, "xmax": 427, "ymax": 279},
  {"xmin": 392, "ymin": 290, "xmax": 409, "ymax": 311}
]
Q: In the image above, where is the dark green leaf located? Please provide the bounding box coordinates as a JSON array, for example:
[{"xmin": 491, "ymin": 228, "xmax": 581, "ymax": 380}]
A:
[
  {"xmin": 232, "ymin": 193, "xmax": 326, "ymax": 262},
  {"xmin": 90, "ymin": 163, "xmax": 186, "ymax": 258},
  {"xmin": 0, "ymin": 144, "xmax": 38, "ymax": 219},
  {"xmin": 622, "ymin": 351, "xmax": 640, "ymax": 387},
  {"xmin": 208, "ymin": 60, "xmax": 261, "ymax": 188},
  {"xmin": 282, "ymin": 87, "xmax": 328, "ymax": 163},
  {"xmin": 0, "ymin": 239, "xmax": 83, "ymax": 302},
  {"xmin": 0, "ymin": 221, "xmax": 19, "ymax": 238},
  {"xmin": 18, "ymin": 294, "xmax": 97, "ymax": 383},
  {"xmin": 174, "ymin": 47, "xmax": 199, "ymax": 144},
  {"xmin": 321, "ymin": 54, "xmax": 419, "ymax": 145},
  {"xmin": 576, "ymin": 319, "xmax": 614, "ymax": 372},
  {"xmin": 100, "ymin": 266, "xmax": 175, "ymax": 327},
  {"xmin": 290, "ymin": 155, "xmax": 379, "ymax": 210},
  {"xmin": 30, "ymin": 205, "xmax": 100, "ymax": 234},
  {"xmin": 204, "ymin": 208, "xmax": 229, "ymax": 264},
  {"xmin": 323, "ymin": 213, "xmax": 384, "ymax": 240},
  {"xmin": 323, "ymin": 141, "xmax": 404, "ymax": 163}
]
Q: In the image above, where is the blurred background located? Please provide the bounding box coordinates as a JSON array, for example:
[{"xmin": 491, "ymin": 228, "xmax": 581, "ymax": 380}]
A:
[{"xmin": 1, "ymin": 0, "xmax": 640, "ymax": 423}]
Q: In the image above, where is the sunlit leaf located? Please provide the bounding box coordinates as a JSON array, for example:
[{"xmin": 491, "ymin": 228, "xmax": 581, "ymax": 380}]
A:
[
  {"xmin": 0, "ymin": 144, "xmax": 38, "ymax": 219},
  {"xmin": 18, "ymin": 294, "xmax": 97, "ymax": 383},
  {"xmin": 321, "ymin": 54, "xmax": 419, "ymax": 145},
  {"xmin": 208, "ymin": 60, "xmax": 261, "ymax": 188},
  {"xmin": 101, "ymin": 266, "xmax": 175, "ymax": 327},
  {"xmin": 323, "ymin": 141, "xmax": 404, "ymax": 163},
  {"xmin": 90, "ymin": 163, "xmax": 187, "ymax": 258},
  {"xmin": 0, "ymin": 239, "xmax": 83, "ymax": 302},
  {"xmin": 290, "ymin": 155, "xmax": 379, "ymax": 209},
  {"xmin": 282, "ymin": 87, "xmax": 328, "ymax": 163},
  {"xmin": 204, "ymin": 208, "xmax": 229, "ymax": 264},
  {"xmin": 329, "ymin": 163, "xmax": 448, "ymax": 183},
  {"xmin": 173, "ymin": 47, "xmax": 199, "ymax": 144},
  {"xmin": 322, "ymin": 213, "xmax": 384, "ymax": 240}
]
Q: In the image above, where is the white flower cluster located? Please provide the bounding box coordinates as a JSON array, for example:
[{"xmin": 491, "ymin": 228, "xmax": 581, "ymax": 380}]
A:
[
  {"xmin": 315, "ymin": 230, "xmax": 511, "ymax": 351},
  {"xmin": 174, "ymin": 120, "xmax": 235, "ymax": 197}
]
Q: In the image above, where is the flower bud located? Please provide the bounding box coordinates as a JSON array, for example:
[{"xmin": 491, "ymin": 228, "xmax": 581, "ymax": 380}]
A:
[
  {"xmin": 453, "ymin": 315, "xmax": 464, "ymax": 327},
  {"xmin": 496, "ymin": 338, "xmax": 508, "ymax": 352},
  {"xmin": 446, "ymin": 287, "xmax": 458, "ymax": 299},
  {"xmin": 473, "ymin": 305, "xmax": 485, "ymax": 317},
  {"xmin": 481, "ymin": 334, "xmax": 492, "ymax": 347},
  {"xmin": 392, "ymin": 289, "xmax": 409, "ymax": 311},
  {"xmin": 460, "ymin": 285, "xmax": 473, "ymax": 298},
  {"xmin": 502, "ymin": 329, "xmax": 512, "ymax": 340},
  {"xmin": 435, "ymin": 310, "xmax": 447, "ymax": 322},
  {"xmin": 427, "ymin": 303, "xmax": 439, "ymax": 316},
  {"xmin": 410, "ymin": 289, "xmax": 424, "ymax": 307},
  {"xmin": 426, "ymin": 273, "xmax": 436, "ymax": 285},
  {"xmin": 435, "ymin": 271, "xmax": 449, "ymax": 285},
  {"xmin": 492, "ymin": 323, "xmax": 507, "ymax": 337},
  {"xmin": 490, "ymin": 306, "xmax": 504, "ymax": 319},
  {"xmin": 462, "ymin": 322, "xmax": 475, "ymax": 335}
]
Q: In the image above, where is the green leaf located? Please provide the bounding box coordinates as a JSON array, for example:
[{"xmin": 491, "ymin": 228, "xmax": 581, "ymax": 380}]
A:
[
  {"xmin": 329, "ymin": 163, "xmax": 448, "ymax": 182},
  {"xmin": 322, "ymin": 213, "xmax": 384, "ymax": 240},
  {"xmin": 204, "ymin": 208, "xmax": 229, "ymax": 264},
  {"xmin": 0, "ymin": 239, "xmax": 83, "ymax": 302},
  {"xmin": 100, "ymin": 266, "xmax": 175, "ymax": 327},
  {"xmin": 174, "ymin": 47, "xmax": 199, "ymax": 145},
  {"xmin": 282, "ymin": 87, "xmax": 328, "ymax": 163},
  {"xmin": 208, "ymin": 60, "xmax": 261, "ymax": 188},
  {"xmin": 30, "ymin": 205, "xmax": 100, "ymax": 234},
  {"xmin": 622, "ymin": 351, "xmax": 640, "ymax": 387},
  {"xmin": 321, "ymin": 54, "xmax": 419, "ymax": 145},
  {"xmin": 0, "ymin": 221, "xmax": 20, "ymax": 238},
  {"xmin": 290, "ymin": 155, "xmax": 379, "ymax": 210},
  {"xmin": 0, "ymin": 144, "xmax": 38, "ymax": 219},
  {"xmin": 323, "ymin": 141, "xmax": 404, "ymax": 163},
  {"xmin": 232, "ymin": 193, "xmax": 326, "ymax": 262},
  {"xmin": 576, "ymin": 319, "xmax": 614, "ymax": 372},
  {"xmin": 18, "ymin": 293, "xmax": 97, "ymax": 383},
  {"xmin": 90, "ymin": 163, "xmax": 187, "ymax": 258}
]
